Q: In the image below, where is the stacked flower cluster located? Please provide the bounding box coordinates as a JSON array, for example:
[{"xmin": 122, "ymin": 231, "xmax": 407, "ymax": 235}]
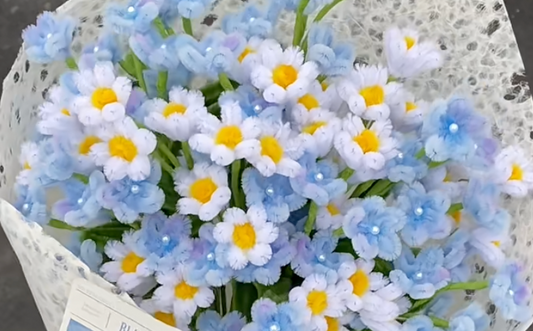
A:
[{"xmin": 15, "ymin": 0, "xmax": 533, "ymax": 330}]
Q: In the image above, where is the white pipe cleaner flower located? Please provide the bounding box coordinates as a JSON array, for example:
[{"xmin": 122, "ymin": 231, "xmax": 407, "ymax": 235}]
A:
[
  {"xmin": 493, "ymin": 146, "xmax": 533, "ymax": 197},
  {"xmin": 92, "ymin": 116, "xmax": 156, "ymax": 181},
  {"xmin": 174, "ymin": 162, "xmax": 231, "ymax": 221},
  {"xmin": 386, "ymin": 85, "xmax": 427, "ymax": 133},
  {"xmin": 189, "ymin": 98, "xmax": 261, "ymax": 166},
  {"xmin": 213, "ymin": 205, "xmax": 279, "ymax": 270},
  {"xmin": 37, "ymin": 85, "xmax": 80, "ymax": 136},
  {"xmin": 291, "ymin": 80, "xmax": 334, "ymax": 124},
  {"xmin": 299, "ymin": 109, "xmax": 341, "ymax": 158},
  {"xmin": 251, "ymin": 40, "xmax": 319, "ymax": 104},
  {"xmin": 232, "ymin": 37, "xmax": 266, "ymax": 84},
  {"xmin": 384, "ymin": 27, "xmax": 443, "ymax": 79},
  {"xmin": 336, "ymin": 65, "xmax": 399, "ymax": 121},
  {"xmin": 16, "ymin": 142, "xmax": 40, "ymax": 186},
  {"xmin": 469, "ymin": 227, "xmax": 507, "ymax": 269},
  {"xmin": 144, "ymin": 86, "xmax": 207, "ymax": 142},
  {"xmin": 73, "ymin": 61, "xmax": 132, "ymax": 126},
  {"xmin": 334, "ymin": 114, "xmax": 397, "ymax": 170}
]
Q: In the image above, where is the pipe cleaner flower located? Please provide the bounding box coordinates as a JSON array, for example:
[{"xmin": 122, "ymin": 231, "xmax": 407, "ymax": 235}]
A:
[
  {"xmin": 245, "ymin": 121, "xmax": 305, "ymax": 178},
  {"xmin": 291, "ymin": 231, "xmax": 353, "ymax": 282},
  {"xmin": 129, "ymin": 30, "xmax": 185, "ymax": 71},
  {"xmin": 421, "ymin": 97, "xmax": 491, "ymax": 163},
  {"xmin": 101, "ymin": 230, "xmax": 156, "ymax": 294},
  {"xmin": 165, "ymin": 0, "xmax": 215, "ymax": 19},
  {"xmin": 242, "ymin": 168, "xmax": 307, "ymax": 223},
  {"xmin": 154, "ymin": 264, "xmax": 215, "ymax": 321},
  {"xmin": 144, "ymin": 86, "xmax": 207, "ymax": 141},
  {"xmin": 197, "ymin": 311, "xmax": 246, "ymax": 331},
  {"xmin": 290, "ymin": 154, "xmax": 347, "ymax": 206},
  {"xmin": 16, "ymin": 142, "xmax": 40, "ymax": 187},
  {"xmin": 492, "ymin": 146, "xmax": 533, "ymax": 197},
  {"xmin": 214, "ymin": 206, "xmax": 279, "ymax": 270},
  {"xmin": 315, "ymin": 195, "xmax": 355, "ymax": 231},
  {"xmin": 234, "ymin": 223, "xmax": 295, "ymax": 285},
  {"xmin": 386, "ymin": 85, "xmax": 428, "ymax": 133},
  {"xmin": 342, "ymin": 196, "xmax": 406, "ymax": 261},
  {"xmin": 335, "ymin": 114, "xmax": 397, "ymax": 171},
  {"xmin": 218, "ymin": 85, "xmax": 283, "ymax": 121},
  {"xmin": 390, "ymin": 247, "xmax": 451, "ymax": 299},
  {"xmin": 80, "ymin": 33, "xmax": 124, "ymax": 68},
  {"xmin": 490, "ymin": 263, "xmax": 532, "ymax": 322},
  {"xmin": 22, "ymin": 12, "xmax": 75, "ymax": 63},
  {"xmin": 469, "ymin": 227, "xmax": 506, "ymax": 269},
  {"xmin": 37, "ymin": 85, "xmax": 80, "ymax": 137},
  {"xmin": 141, "ymin": 298, "xmax": 188, "ymax": 329},
  {"xmin": 105, "ymin": 0, "xmax": 161, "ymax": 35},
  {"xmin": 222, "ymin": 4, "xmax": 282, "ymax": 39},
  {"xmin": 92, "ymin": 116, "xmax": 157, "ymax": 181},
  {"xmin": 97, "ymin": 161, "xmax": 165, "ymax": 223},
  {"xmin": 251, "ymin": 41, "xmax": 319, "ymax": 104},
  {"xmin": 14, "ymin": 184, "xmax": 48, "ymax": 225},
  {"xmin": 73, "ymin": 61, "xmax": 132, "ymax": 126},
  {"xmin": 337, "ymin": 64, "xmax": 399, "ymax": 121},
  {"xmin": 307, "ymin": 25, "xmax": 355, "ymax": 77},
  {"xmin": 299, "ymin": 110, "xmax": 341, "ymax": 158},
  {"xmin": 395, "ymin": 182, "xmax": 453, "ymax": 247},
  {"xmin": 386, "ymin": 139, "xmax": 428, "ymax": 185},
  {"xmin": 37, "ymin": 136, "xmax": 77, "ymax": 182},
  {"xmin": 421, "ymin": 164, "xmax": 466, "ymax": 203},
  {"xmin": 290, "ymin": 80, "xmax": 334, "ymax": 125},
  {"xmin": 189, "ymin": 98, "xmax": 261, "ymax": 166},
  {"xmin": 243, "ymin": 299, "xmax": 309, "ymax": 331},
  {"xmin": 448, "ymin": 304, "xmax": 490, "ymax": 331},
  {"xmin": 52, "ymin": 171, "xmax": 109, "ymax": 227},
  {"xmin": 289, "ymin": 273, "xmax": 348, "ymax": 331},
  {"xmin": 384, "ymin": 27, "xmax": 443, "ymax": 79},
  {"xmin": 401, "ymin": 316, "xmax": 442, "ymax": 331},
  {"xmin": 442, "ymin": 229, "xmax": 471, "ymax": 282},
  {"xmin": 174, "ymin": 162, "xmax": 231, "ymax": 221}
]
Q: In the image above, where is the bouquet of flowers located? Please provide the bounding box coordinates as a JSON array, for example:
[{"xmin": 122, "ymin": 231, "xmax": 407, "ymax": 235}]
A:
[{"xmin": 12, "ymin": 0, "xmax": 533, "ymax": 330}]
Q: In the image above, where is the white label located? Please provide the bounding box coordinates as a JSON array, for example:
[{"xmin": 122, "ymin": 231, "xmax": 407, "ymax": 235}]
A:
[{"xmin": 60, "ymin": 279, "xmax": 177, "ymax": 331}]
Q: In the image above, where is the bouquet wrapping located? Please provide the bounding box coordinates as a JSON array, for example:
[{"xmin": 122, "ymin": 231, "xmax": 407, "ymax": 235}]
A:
[{"xmin": 1, "ymin": 0, "xmax": 533, "ymax": 331}]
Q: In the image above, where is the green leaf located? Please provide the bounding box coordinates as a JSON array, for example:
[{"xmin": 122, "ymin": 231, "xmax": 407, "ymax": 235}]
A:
[
  {"xmin": 447, "ymin": 203, "xmax": 463, "ymax": 214},
  {"xmin": 255, "ymin": 278, "xmax": 292, "ymax": 304},
  {"xmin": 364, "ymin": 179, "xmax": 393, "ymax": 198},
  {"xmin": 339, "ymin": 168, "xmax": 355, "ymax": 181},
  {"xmin": 48, "ymin": 219, "xmax": 83, "ymax": 231},
  {"xmin": 119, "ymin": 53, "xmax": 137, "ymax": 77},
  {"xmin": 335, "ymin": 238, "xmax": 357, "ymax": 257},
  {"xmin": 304, "ymin": 202, "xmax": 318, "ymax": 235},
  {"xmin": 428, "ymin": 160, "xmax": 447, "ymax": 169},
  {"xmin": 415, "ymin": 148, "xmax": 426, "ymax": 159},
  {"xmin": 157, "ymin": 71, "xmax": 168, "ymax": 100},
  {"xmin": 72, "ymin": 173, "xmax": 89, "ymax": 184},
  {"xmin": 351, "ymin": 180, "xmax": 375, "ymax": 198},
  {"xmin": 374, "ymin": 258, "xmax": 393, "ymax": 276},
  {"xmin": 232, "ymin": 282, "xmax": 258, "ymax": 320}
]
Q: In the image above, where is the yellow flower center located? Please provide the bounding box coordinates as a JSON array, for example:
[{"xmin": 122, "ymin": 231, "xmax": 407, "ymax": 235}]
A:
[
  {"xmin": 232, "ymin": 222, "xmax": 257, "ymax": 250},
  {"xmin": 405, "ymin": 102, "xmax": 417, "ymax": 113},
  {"xmin": 298, "ymin": 94, "xmax": 320, "ymax": 111},
  {"xmin": 443, "ymin": 171, "xmax": 453, "ymax": 182},
  {"xmin": 321, "ymin": 81, "xmax": 329, "ymax": 91},
  {"xmin": 260, "ymin": 136, "xmax": 283, "ymax": 164},
  {"xmin": 109, "ymin": 136, "xmax": 138, "ymax": 162},
  {"xmin": 61, "ymin": 108, "xmax": 71, "ymax": 116},
  {"xmin": 215, "ymin": 126, "xmax": 243, "ymax": 150},
  {"xmin": 23, "ymin": 162, "xmax": 31, "ymax": 170},
  {"xmin": 154, "ymin": 312, "xmax": 176, "ymax": 327},
  {"xmin": 405, "ymin": 36, "xmax": 416, "ymax": 50},
  {"xmin": 353, "ymin": 129, "xmax": 380, "ymax": 154},
  {"xmin": 79, "ymin": 135, "xmax": 102, "ymax": 155},
  {"xmin": 174, "ymin": 281, "xmax": 198, "ymax": 300},
  {"xmin": 349, "ymin": 270, "xmax": 370, "ymax": 297},
  {"xmin": 325, "ymin": 317, "xmax": 340, "ymax": 331},
  {"xmin": 327, "ymin": 203, "xmax": 341, "ymax": 216},
  {"xmin": 302, "ymin": 121, "xmax": 326, "ymax": 135},
  {"xmin": 91, "ymin": 87, "xmax": 118, "ymax": 110},
  {"xmin": 451, "ymin": 211, "xmax": 462, "ymax": 224},
  {"xmin": 121, "ymin": 252, "xmax": 145, "ymax": 273},
  {"xmin": 509, "ymin": 164, "xmax": 524, "ymax": 181},
  {"xmin": 359, "ymin": 85, "xmax": 385, "ymax": 107},
  {"xmin": 307, "ymin": 290, "xmax": 328, "ymax": 315},
  {"xmin": 163, "ymin": 103, "xmax": 187, "ymax": 118},
  {"xmin": 190, "ymin": 178, "xmax": 218, "ymax": 204},
  {"xmin": 238, "ymin": 47, "xmax": 256, "ymax": 63},
  {"xmin": 492, "ymin": 241, "xmax": 501, "ymax": 248},
  {"xmin": 272, "ymin": 64, "xmax": 298, "ymax": 89}
]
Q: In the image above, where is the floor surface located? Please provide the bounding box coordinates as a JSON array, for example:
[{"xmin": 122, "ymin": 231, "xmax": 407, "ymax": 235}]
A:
[{"xmin": 0, "ymin": 0, "xmax": 532, "ymax": 330}]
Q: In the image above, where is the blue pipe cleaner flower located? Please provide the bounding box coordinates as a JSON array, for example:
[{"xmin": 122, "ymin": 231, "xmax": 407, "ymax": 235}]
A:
[
  {"xmin": 14, "ymin": 184, "xmax": 48, "ymax": 225},
  {"xmin": 421, "ymin": 97, "xmax": 491, "ymax": 163},
  {"xmin": 79, "ymin": 33, "xmax": 124, "ymax": 68},
  {"xmin": 187, "ymin": 223, "xmax": 234, "ymax": 287},
  {"xmin": 291, "ymin": 231, "xmax": 353, "ymax": 282},
  {"xmin": 489, "ymin": 263, "xmax": 532, "ymax": 322},
  {"xmin": 442, "ymin": 230, "xmax": 471, "ymax": 282},
  {"xmin": 97, "ymin": 161, "xmax": 165, "ymax": 223},
  {"xmin": 235, "ymin": 224, "xmax": 296, "ymax": 285},
  {"xmin": 197, "ymin": 311, "xmax": 246, "ymax": 331},
  {"xmin": 52, "ymin": 171, "xmax": 109, "ymax": 227},
  {"xmin": 242, "ymin": 168, "xmax": 307, "ymax": 223},
  {"xmin": 396, "ymin": 182, "xmax": 452, "ymax": 247},
  {"xmin": 342, "ymin": 196, "xmax": 406, "ymax": 261},
  {"xmin": 22, "ymin": 12, "xmax": 76, "ymax": 63},
  {"xmin": 66, "ymin": 235, "xmax": 103, "ymax": 272},
  {"xmin": 386, "ymin": 139, "xmax": 428, "ymax": 184},
  {"xmin": 37, "ymin": 137, "xmax": 77, "ymax": 182},
  {"xmin": 290, "ymin": 154, "xmax": 347, "ymax": 206},
  {"xmin": 402, "ymin": 316, "xmax": 443, "ymax": 331},
  {"xmin": 422, "ymin": 293, "xmax": 453, "ymax": 319},
  {"xmin": 449, "ymin": 304, "xmax": 490, "ymax": 331},
  {"xmin": 243, "ymin": 299, "xmax": 308, "ymax": 331},
  {"xmin": 463, "ymin": 178, "xmax": 510, "ymax": 234},
  {"xmin": 390, "ymin": 247, "xmax": 451, "ymax": 300},
  {"xmin": 105, "ymin": 0, "xmax": 161, "ymax": 35},
  {"xmin": 218, "ymin": 86, "xmax": 283, "ymax": 121},
  {"xmin": 126, "ymin": 87, "xmax": 149, "ymax": 122},
  {"xmin": 465, "ymin": 136, "xmax": 499, "ymax": 171},
  {"xmin": 222, "ymin": 4, "xmax": 282, "ymax": 39},
  {"xmin": 138, "ymin": 212, "xmax": 194, "ymax": 273},
  {"xmin": 307, "ymin": 24, "xmax": 356, "ymax": 77},
  {"xmin": 130, "ymin": 31, "xmax": 188, "ymax": 71},
  {"xmin": 166, "ymin": 0, "xmax": 215, "ymax": 19}
]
